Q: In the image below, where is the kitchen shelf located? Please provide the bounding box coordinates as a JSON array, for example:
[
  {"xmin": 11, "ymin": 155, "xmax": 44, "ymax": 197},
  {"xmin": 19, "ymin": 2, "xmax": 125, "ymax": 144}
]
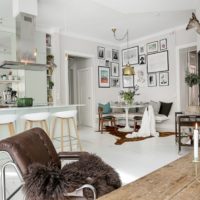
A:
[{"xmin": 0, "ymin": 80, "xmax": 21, "ymax": 84}]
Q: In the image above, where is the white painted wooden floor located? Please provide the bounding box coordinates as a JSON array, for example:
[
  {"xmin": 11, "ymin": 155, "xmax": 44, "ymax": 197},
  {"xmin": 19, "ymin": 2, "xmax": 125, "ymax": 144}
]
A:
[{"xmin": 0, "ymin": 126, "xmax": 191, "ymax": 199}]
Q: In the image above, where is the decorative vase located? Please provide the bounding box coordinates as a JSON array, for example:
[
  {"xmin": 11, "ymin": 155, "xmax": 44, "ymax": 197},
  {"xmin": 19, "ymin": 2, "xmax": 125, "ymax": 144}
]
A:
[{"xmin": 124, "ymin": 98, "xmax": 133, "ymax": 105}]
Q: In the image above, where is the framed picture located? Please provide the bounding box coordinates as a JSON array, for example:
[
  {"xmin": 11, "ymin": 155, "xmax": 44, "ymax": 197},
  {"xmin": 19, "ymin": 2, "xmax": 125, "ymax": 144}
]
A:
[
  {"xmin": 112, "ymin": 49, "xmax": 119, "ymax": 62},
  {"xmin": 98, "ymin": 66, "xmax": 110, "ymax": 88},
  {"xmin": 111, "ymin": 62, "xmax": 119, "ymax": 77},
  {"xmin": 147, "ymin": 51, "xmax": 169, "ymax": 73},
  {"xmin": 139, "ymin": 45, "xmax": 146, "ymax": 54},
  {"xmin": 123, "ymin": 75, "xmax": 134, "ymax": 88},
  {"xmin": 147, "ymin": 41, "xmax": 158, "ymax": 54},
  {"xmin": 148, "ymin": 73, "xmax": 157, "ymax": 87},
  {"xmin": 111, "ymin": 78, "xmax": 120, "ymax": 87},
  {"xmin": 105, "ymin": 48, "xmax": 112, "ymax": 61},
  {"xmin": 160, "ymin": 39, "xmax": 167, "ymax": 51},
  {"xmin": 97, "ymin": 46, "xmax": 105, "ymax": 59},
  {"xmin": 122, "ymin": 46, "xmax": 139, "ymax": 66},
  {"xmin": 139, "ymin": 55, "xmax": 146, "ymax": 65},
  {"xmin": 106, "ymin": 60, "xmax": 110, "ymax": 67},
  {"xmin": 135, "ymin": 67, "xmax": 147, "ymax": 87},
  {"xmin": 159, "ymin": 72, "xmax": 169, "ymax": 86}
]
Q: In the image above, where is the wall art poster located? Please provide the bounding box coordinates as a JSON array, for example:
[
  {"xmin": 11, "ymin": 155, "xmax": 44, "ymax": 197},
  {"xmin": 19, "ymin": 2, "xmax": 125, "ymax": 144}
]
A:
[{"xmin": 98, "ymin": 66, "xmax": 110, "ymax": 88}]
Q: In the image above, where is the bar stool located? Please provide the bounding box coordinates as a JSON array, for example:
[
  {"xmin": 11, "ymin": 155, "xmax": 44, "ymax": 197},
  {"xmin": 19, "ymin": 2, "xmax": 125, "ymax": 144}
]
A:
[
  {"xmin": 0, "ymin": 114, "xmax": 18, "ymax": 137},
  {"xmin": 51, "ymin": 110, "xmax": 82, "ymax": 151},
  {"xmin": 22, "ymin": 112, "xmax": 50, "ymax": 134}
]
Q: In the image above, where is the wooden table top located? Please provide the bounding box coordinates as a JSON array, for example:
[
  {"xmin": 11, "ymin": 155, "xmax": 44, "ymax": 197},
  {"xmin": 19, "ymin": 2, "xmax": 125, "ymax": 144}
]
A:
[{"xmin": 98, "ymin": 153, "xmax": 200, "ymax": 200}]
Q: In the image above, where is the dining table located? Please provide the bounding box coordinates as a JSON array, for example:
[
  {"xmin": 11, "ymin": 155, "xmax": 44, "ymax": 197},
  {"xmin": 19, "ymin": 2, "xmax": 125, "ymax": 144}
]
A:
[{"xmin": 111, "ymin": 103, "xmax": 145, "ymax": 132}]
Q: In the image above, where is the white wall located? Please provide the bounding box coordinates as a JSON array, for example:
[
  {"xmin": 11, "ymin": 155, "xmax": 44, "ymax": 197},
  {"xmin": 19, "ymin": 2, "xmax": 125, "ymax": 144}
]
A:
[
  {"xmin": 59, "ymin": 34, "xmax": 120, "ymax": 110},
  {"xmin": 120, "ymin": 28, "xmax": 196, "ymax": 131}
]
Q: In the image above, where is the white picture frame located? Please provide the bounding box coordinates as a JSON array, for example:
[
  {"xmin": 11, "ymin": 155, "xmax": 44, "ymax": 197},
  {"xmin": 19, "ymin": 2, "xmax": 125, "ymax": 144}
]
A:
[
  {"xmin": 147, "ymin": 51, "xmax": 169, "ymax": 73},
  {"xmin": 111, "ymin": 62, "xmax": 119, "ymax": 77},
  {"xmin": 139, "ymin": 45, "xmax": 146, "ymax": 54},
  {"xmin": 123, "ymin": 75, "xmax": 134, "ymax": 88},
  {"xmin": 148, "ymin": 73, "xmax": 157, "ymax": 87},
  {"xmin": 122, "ymin": 46, "xmax": 139, "ymax": 66},
  {"xmin": 160, "ymin": 39, "xmax": 167, "ymax": 51}
]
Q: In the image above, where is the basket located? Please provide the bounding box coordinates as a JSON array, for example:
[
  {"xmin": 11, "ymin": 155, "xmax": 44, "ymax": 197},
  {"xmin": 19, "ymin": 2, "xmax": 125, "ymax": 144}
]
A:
[{"xmin": 17, "ymin": 98, "xmax": 33, "ymax": 107}]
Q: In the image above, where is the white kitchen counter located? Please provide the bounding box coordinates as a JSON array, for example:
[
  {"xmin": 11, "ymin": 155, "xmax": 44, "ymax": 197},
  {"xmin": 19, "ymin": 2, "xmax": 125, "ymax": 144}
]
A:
[
  {"xmin": 0, "ymin": 104, "xmax": 85, "ymax": 140},
  {"xmin": 0, "ymin": 104, "xmax": 84, "ymax": 112}
]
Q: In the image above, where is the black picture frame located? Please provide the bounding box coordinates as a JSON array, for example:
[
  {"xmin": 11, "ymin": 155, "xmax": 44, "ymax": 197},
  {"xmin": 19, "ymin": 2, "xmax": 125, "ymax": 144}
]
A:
[
  {"xmin": 98, "ymin": 66, "xmax": 110, "ymax": 88},
  {"xmin": 147, "ymin": 50, "xmax": 169, "ymax": 73},
  {"xmin": 147, "ymin": 73, "xmax": 157, "ymax": 87},
  {"xmin": 160, "ymin": 39, "xmax": 167, "ymax": 51},
  {"xmin": 122, "ymin": 75, "xmax": 134, "ymax": 88},
  {"xmin": 139, "ymin": 54, "xmax": 146, "ymax": 65},
  {"xmin": 122, "ymin": 46, "xmax": 139, "ymax": 66},
  {"xmin": 97, "ymin": 46, "xmax": 105, "ymax": 59},
  {"xmin": 147, "ymin": 41, "xmax": 158, "ymax": 54},
  {"xmin": 159, "ymin": 71, "xmax": 169, "ymax": 86},
  {"xmin": 112, "ymin": 49, "xmax": 119, "ymax": 62}
]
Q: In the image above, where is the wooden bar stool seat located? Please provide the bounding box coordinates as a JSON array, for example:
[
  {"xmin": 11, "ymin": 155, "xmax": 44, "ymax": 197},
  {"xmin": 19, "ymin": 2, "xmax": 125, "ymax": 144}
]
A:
[
  {"xmin": 22, "ymin": 112, "xmax": 50, "ymax": 134},
  {"xmin": 0, "ymin": 114, "xmax": 18, "ymax": 137},
  {"xmin": 51, "ymin": 110, "xmax": 82, "ymax": 151}
]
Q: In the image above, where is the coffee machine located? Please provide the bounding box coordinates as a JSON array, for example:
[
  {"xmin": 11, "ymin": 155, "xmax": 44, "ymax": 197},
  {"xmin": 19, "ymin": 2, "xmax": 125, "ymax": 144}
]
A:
[{"xmin": 3, "ymin": 87, "xmax": 17, "ymax": 104}]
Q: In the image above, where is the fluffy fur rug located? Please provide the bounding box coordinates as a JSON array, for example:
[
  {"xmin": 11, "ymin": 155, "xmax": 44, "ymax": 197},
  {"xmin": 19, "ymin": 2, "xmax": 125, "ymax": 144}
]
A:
[{"xmin": 23, "ymin": 153, "xmax": 121, "ymax": 200}]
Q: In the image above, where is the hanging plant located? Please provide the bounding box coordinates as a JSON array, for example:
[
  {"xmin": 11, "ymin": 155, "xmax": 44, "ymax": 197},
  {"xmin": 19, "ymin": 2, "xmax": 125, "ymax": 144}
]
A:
[{"xmin": 185, "ymin": 71, "xmax": 200, "ymax": 87}]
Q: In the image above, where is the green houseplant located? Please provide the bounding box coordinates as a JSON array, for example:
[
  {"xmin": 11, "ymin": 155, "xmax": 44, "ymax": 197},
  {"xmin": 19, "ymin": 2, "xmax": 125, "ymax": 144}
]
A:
[{"xmin": 119, "ymin": 85, "xmax": 139, "ymax": 105}]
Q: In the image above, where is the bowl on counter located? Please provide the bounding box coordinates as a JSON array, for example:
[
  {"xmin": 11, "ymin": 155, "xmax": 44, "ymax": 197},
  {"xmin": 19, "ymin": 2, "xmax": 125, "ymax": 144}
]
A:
[{"xmin": 16, "ymin": 98, "xmax": 33, "ymax": 107}]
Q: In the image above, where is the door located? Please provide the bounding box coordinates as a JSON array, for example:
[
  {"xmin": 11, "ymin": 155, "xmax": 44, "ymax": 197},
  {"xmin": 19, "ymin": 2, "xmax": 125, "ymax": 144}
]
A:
[{"xmin": 77, "ymin": 68, "xmax": 93, "ymax": 127}]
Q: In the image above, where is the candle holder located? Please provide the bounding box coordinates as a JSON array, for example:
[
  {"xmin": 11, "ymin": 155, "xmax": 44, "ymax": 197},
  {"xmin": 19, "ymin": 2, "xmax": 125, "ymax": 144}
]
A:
[{"xmin": 193, "ymin": 159, "xmax": 200, "ymax": 183}]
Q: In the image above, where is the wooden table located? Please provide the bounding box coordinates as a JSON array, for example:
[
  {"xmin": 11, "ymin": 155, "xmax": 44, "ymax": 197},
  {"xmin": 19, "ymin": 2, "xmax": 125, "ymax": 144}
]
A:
[{"xmin": 98, "ymin": 152, "xmax": 200, "ymax": 200}]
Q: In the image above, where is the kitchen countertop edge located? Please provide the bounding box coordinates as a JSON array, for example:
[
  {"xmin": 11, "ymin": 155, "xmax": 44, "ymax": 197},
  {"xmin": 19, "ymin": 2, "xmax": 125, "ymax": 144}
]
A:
[{"xmin": 0, "ymin": 104, "xmax": 85, "ymax": 111}]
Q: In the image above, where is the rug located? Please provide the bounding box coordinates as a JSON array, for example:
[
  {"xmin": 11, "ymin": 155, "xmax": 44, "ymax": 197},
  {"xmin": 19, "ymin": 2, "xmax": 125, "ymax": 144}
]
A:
[{"xmin": 105, "ymin": 126, "xmax": 175, "ymax": 145}]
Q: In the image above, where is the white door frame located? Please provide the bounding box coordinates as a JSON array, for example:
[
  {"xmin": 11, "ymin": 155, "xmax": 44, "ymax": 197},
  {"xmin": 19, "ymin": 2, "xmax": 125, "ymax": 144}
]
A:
[
  {"xmin": 77, "ymin": 67, "xmax": 93, "ymax": 127},
  {"xmin": 176, "ymin": 42, "xmax": 197, "ymax": 111},
  {"xmin": 64, "ymin": 50, "xmax": 95, "ymax": 127}
]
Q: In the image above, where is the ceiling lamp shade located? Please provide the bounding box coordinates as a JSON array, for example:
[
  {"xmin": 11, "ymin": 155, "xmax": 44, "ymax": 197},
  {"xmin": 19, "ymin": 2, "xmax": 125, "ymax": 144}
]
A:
[{"xmin": 123, "ymin": 63, "xmax": 135, "ymax": 76}]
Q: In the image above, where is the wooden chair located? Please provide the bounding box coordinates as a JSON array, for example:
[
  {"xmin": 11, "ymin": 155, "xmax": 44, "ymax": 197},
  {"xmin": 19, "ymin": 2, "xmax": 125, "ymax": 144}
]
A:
[
  {"xmin": 133, "ymin": 116, "xmax": 142, "ymax": 132},
  {"xmin": 98, "ymin": 107, "xmax": 116, "ymax": 134}
]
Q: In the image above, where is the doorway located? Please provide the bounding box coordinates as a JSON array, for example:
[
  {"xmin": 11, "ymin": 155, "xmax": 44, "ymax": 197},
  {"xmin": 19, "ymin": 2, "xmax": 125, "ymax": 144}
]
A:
[
  {"xmin": 68, "ymin": 55, "xmax": 94, "ymax": 127},
  {"xmin": 177, "ymin": 45, "xmax": 198, "ymax": 111}
]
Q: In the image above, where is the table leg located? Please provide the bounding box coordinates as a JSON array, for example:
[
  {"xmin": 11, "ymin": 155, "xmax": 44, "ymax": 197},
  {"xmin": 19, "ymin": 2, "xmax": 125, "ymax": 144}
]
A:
[{"xmin": 118, "ymin": 107, "xmax": 133, "ymax": 132}]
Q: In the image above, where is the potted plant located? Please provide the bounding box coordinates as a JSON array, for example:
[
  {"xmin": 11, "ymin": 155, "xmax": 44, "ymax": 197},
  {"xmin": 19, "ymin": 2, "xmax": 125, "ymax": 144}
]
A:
[
  {"xmin": 119, "ymin": 85, "xmax": 139, "ymax": 105},
  {"xmin": 48, "ymin": 80, "xmax": 54, "ymax": 89}
]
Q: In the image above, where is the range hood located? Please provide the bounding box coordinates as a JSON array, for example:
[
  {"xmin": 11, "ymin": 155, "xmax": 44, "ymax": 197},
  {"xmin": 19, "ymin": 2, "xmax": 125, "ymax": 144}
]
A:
[{"xmin": 0, "ymin": 13, "xmax": 49, "ymax": 71}]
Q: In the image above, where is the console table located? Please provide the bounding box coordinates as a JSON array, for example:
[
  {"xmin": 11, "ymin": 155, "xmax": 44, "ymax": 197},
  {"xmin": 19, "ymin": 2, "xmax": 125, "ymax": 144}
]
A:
[
  {"xmin": 98, "ymin": 152, "xmax": 200, "ymax": 200},
  {"xmin": 175, "ymin": 112, "xmax": 200, "ymax": 152}
]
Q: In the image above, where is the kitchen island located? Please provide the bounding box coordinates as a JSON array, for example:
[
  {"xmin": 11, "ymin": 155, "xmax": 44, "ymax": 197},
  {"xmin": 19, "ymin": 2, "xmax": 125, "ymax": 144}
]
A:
[{"xmin": 0, "ymin": 104, "xmax": 84, "ymax": 139}]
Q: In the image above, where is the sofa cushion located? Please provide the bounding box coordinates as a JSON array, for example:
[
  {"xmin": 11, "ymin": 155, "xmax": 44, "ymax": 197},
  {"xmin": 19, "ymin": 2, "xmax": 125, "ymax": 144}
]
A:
[
  {"xmin": 159, "ymin": 102, "xmax": 173, "ymax": 117},
  {"xmin": 155, "ymin": 114, "xmax": 169, "ymax": 122},
  {"xmin": 99, "ymin": 102, "xmax": 112, "ymax": 114},
  {"xmin": 150, "ymin": 101, "xmax": 160, "ymax": 114}
]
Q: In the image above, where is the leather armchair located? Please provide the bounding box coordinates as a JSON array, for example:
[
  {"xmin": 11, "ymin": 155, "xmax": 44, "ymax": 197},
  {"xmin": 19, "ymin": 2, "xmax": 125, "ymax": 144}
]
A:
[{"xmin": 0, "ymin": 128, "xmax": 96, "ymax": 200}]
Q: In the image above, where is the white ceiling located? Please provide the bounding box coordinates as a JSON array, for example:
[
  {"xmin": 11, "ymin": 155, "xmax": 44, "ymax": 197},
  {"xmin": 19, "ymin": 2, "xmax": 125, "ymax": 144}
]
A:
[{"xmin": 0, "ymin": 0, "xmax": 197, "ymax": 44}]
